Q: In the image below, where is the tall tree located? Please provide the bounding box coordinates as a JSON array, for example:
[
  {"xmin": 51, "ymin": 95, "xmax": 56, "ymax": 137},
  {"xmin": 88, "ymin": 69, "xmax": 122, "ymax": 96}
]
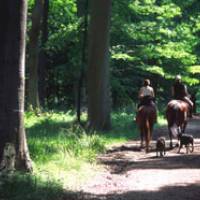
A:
[
  {"xmin": 38, "ymin": 0, "xmax": 49, "ymax": 106},
  {"xmin": 0, "ymin": 0, "xmax": 32, "ymax": 171},
  {"xmin": 76, "ymin": 0, "xmax": 89, "ymax": 123},
  {"xmin": 28, "ymin": 0, "xmax": 44, "ymax": 110},
  {"xmin": 87, "ymin": 0, "xmax": 112, "ymax": 130}
]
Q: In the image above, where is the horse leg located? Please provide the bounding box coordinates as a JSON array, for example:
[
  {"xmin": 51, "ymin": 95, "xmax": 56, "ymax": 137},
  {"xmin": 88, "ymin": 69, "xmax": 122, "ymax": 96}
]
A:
[
  {"xmin": 145, "ymin": 133, "xmax": 150, "ymax": 153},
  {"xmin": 145, "ymin": 127, "xmax": 150, "ymax": 153},
  {"xmin": 177, "ymin": 144, "xmax": 182, "ymax": 153},
  {"xmin": 168, "ymin": 126, "xmax": 173, "ymax": 149},
  {"xmin": 149, "ymin": 125, "xmax": 153, "ymax": 142},
  {"xmin": 191, "ymin": 142, "xmax": 194, "ymax": 153},
  {"xmin": 144, "ymin": 119, "xmax": 151, "ymax": 153},
  {"xmin": 140, "ymin": 127, "xmax": 144, "ymax": 149},
  {"xmin": 177, "ymin": 126, "xmax": 181, "ymax": 134},
  {"xmin": 182, "ymin": 121, "xmax": 187, "ymax": 133},
  {"xmin": 147, "ymin": 125, "xmax": 154, "ymax": 153}
]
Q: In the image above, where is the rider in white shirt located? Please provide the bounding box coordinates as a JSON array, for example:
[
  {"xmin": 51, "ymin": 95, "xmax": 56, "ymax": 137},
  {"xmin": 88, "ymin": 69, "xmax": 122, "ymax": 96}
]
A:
[{"xmin": 138, "ymin": 79, "xmax": 155, "ymax": 108}]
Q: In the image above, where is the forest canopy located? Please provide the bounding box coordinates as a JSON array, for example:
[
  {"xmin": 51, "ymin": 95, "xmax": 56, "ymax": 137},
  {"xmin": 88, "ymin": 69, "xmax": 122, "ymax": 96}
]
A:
[
  {"xmin": 1, "ymin": 0, "xmax": 200, "ymax": 197},
  {"xmin": 25, "ymin": 0, "xmax": 200, "ymax": 109}
]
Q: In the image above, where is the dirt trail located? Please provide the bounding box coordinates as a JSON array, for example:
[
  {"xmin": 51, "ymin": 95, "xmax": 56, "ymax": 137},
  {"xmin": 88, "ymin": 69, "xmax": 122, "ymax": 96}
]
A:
[{"xmin": 74, "ymin": 115, "xmax": 200, "ymax": 200}]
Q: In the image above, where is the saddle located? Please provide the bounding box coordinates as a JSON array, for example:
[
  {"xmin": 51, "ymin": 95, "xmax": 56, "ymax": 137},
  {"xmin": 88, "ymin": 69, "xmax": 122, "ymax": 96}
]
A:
[{"xmin": 140, "ymin": 95, "xmax": 155, "ymax": 107}]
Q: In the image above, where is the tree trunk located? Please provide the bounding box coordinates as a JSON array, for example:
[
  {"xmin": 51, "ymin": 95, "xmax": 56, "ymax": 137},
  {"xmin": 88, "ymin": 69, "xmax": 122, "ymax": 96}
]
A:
[
  {"xmin": 76, "ymin": 0, "xmax": 88, "ymax": 123},
  {"xmin": 0, "ymin": 0, "xmax": 32, "ymax": 171},
  {"xmin": 87, "ymin": 0, "xmax": 112, "ymax": 131},
  {"xmin": 38, "ymin": 0, "xmax": 49, "ymax": 106},
  {"xmin": 28, "ymin": 0, "xmax": 44, "ymax": 110}
]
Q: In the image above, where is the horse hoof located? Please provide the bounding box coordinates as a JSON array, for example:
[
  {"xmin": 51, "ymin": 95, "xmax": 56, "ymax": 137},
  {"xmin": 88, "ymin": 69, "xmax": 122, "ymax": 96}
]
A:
[
  {"xmin": 175, "ymin": 143, "xmax": 179, "ymax": 147},
  {"xmin": 145, "ymin": 149, "xmax": 149, "ymax": 153},
  {"xmin": 140, "ymin": 147, "xmax": 144, "ymax": 152}
]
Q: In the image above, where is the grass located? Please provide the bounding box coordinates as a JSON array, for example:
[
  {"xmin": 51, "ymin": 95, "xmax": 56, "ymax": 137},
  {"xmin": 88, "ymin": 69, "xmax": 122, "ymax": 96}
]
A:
[
  {"xmin": 0, "ymin": 109, "xmax": 167, "ymax": 199},
  {"xmin": 0, "ymin": 172, "xmax": 63, "ymax": 200},
  {"xmin": 25, "ymin": 110, "xmax": 139, "ymax": 189}
]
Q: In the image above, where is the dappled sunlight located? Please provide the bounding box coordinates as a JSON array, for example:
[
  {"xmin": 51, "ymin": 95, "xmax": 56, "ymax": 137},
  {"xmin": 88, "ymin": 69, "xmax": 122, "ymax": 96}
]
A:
[
  {"xmin": 81, "ymin": 182, "xmax": 200, "ymax": 200},
  {"xmin": 25, "ymin": 111, "xmax": 76, "ymax": 128},
  {"xmin": 81, "ymin": 148, "xmax": 200, "ymax": 196},
  {"xmin": 24, "ymin": 111, "xmax": 200, "ymax": 196},
  {"xmin": 78, "ymin": 116, "xmax": 200, "ymax": 199},
  {"xmin": 1, "ymin": 0, "xmax": 200, "ymax": 199},
  {"xmin": 34, "ymin": 159, "xmax": 105, "ymax": 192},
  {"xmin": 81, "ymin": 167, "xmax": 200, "ymax": 195}
]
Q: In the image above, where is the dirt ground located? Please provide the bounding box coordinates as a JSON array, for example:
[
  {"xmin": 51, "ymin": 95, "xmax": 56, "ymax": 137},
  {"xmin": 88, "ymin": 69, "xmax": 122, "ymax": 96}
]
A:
[{"xmin": 67, "ymin": 115, "xmax": 200, "ymax": 200}]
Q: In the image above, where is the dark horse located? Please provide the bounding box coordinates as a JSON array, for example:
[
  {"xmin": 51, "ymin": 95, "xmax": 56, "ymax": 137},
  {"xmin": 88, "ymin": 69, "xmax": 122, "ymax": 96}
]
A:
[
  {"xmin": 136, "ymin": 102, "xmax": 157, "ymax": 153},
  {"xmin": 166, "ymin": 100, "xmax": 189, "ymax": 148}
]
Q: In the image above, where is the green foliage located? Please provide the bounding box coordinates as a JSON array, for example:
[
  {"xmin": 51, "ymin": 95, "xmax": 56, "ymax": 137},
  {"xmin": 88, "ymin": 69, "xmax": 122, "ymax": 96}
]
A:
[
  {"xmin": 27, "ymin": 0, "xmax": 200, "ymax": 108},
  {"xmin": 110, "ymin": 0, "xmax": 200, "ymax": 105},
  {"xmin": 26, "ymin": 111, "xmax": 105, "ymax": 165},
  {"xmin": 0, "ymin": 110, "xmax": 178, "ymax": 197},
  {"xmin": 187, "ymin": 65, "xmax": 200, "ymax": 74},
  {"xmin": 0, "ymin": 110, "xmax": 161, "ymax": 198},
  {"xmin": 24, "ymin": 111, "xmax": 140, "ymax": 188},
  {"xmin": 0, "ymin": 173, "xmax": 63, "ymax": 200}
]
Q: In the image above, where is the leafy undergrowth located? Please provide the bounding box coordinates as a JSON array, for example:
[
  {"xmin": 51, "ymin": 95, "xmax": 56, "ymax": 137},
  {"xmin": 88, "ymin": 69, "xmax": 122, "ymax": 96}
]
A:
[
  {"xmin": 0, "ymin": 172, "xmax": 64, "ymax": 200},
  {"xmin": 0, "ymin": 110, "xmax": 166, "ymax": 199}
]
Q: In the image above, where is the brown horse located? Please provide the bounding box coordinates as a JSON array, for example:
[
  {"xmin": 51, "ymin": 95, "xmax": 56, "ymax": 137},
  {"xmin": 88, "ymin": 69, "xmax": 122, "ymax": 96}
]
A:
[
  {"xmin": 136, "ymin": 105, "xmax": 157, "ymax": 152},
  {"xmin": 166, "ymin": 100, "xmax": 189, "ymax": 148}
]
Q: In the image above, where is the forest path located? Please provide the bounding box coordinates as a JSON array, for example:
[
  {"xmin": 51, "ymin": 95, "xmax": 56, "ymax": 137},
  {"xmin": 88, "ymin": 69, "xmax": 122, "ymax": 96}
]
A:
[{"xmin": 67, "ymin": 115, "xmax": 200, "ymax": 200}]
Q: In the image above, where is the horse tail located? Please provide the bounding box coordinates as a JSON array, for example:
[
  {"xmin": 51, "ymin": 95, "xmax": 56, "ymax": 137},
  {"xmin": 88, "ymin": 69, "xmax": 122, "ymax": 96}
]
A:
[
  {"xmin": 167, "ymin": 106, "xmax": 179, "ymax": 137},
  {"xmin": 171, "ymin": 108, "xmax": 179, "ymax": 137}
]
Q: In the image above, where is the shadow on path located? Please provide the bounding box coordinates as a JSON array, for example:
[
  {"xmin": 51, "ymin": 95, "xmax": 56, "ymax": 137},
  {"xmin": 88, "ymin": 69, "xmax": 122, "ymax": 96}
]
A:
[{"xmin": 77, "ymin": 182, "xmax": 200, "ymax": 200}]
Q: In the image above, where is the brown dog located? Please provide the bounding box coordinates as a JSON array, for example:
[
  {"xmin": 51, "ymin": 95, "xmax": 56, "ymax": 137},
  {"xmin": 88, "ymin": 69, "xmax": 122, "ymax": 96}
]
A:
[{"xmin": 156, "ymin": 137, "xmax": 166, "ymax": 157}]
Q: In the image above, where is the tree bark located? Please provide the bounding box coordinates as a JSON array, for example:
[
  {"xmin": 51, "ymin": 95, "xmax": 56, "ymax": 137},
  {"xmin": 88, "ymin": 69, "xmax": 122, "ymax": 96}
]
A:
[
  {"xmin": 87, "ymin": 0, "xmax": 112, "ymax": 131},
  {"xmin": 76, "ymin": 0, "xmax": 88, "ymax": 123},
  {"xmin": 0, "ymin": 0, "xmax": 32, "ymax": 171},
  {"xmin": 38, "ymin": 0, "xmax": 49, "ymax": 106},
  {"xmin": 28, "ymin": 0, "xmax": 44, "ymax": 110}
]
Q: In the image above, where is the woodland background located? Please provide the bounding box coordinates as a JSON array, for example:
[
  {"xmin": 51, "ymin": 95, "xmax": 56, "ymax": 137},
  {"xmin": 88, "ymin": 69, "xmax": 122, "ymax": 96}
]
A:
[{"xmin": 0, "ymin": 0, "xmax": 200, "ymax": 199}]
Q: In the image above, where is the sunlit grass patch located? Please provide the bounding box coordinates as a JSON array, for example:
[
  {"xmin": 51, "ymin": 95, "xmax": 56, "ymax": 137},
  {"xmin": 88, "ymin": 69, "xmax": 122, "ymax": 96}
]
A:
[
  {"xmin": 24, "ymin": 111, "xmax": 109, "ymax": 189},
  {"xmin": 23, "ymin": 110, "xmax": 167, "ymax": 191},
  {"xmin": 0, "ymin": 109, "xmax": 173, "ymax": 197},
  {"xmin": 156, "ymin": 112, "xmax": 167, "ymax": 128}
]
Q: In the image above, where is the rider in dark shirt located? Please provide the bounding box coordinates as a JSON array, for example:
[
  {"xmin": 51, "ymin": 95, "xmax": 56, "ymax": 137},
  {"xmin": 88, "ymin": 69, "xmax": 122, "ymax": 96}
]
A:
[
  {"xmin": 173, "ymin": 81, "xmax": 187, "ymax": 99},
  {"xmin": 172, "ymin": 75, "xmax": 193, "ymax": 117}
]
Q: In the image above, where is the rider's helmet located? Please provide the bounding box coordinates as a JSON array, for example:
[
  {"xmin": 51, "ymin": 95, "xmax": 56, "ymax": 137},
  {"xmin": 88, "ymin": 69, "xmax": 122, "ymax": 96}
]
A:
[{"xmin": 175, "ymin": 75, "xmax": 181, "ymax": 81}]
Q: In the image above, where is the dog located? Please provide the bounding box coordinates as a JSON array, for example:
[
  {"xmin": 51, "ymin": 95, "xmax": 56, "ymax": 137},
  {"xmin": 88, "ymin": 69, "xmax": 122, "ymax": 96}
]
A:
[
  {"xmin": 156, "ymin": 137, "xmax": 166, "ymax": 157},
  {"xmin": 178, "ymin": 133, "xmax": 194, "ymax": 154}
]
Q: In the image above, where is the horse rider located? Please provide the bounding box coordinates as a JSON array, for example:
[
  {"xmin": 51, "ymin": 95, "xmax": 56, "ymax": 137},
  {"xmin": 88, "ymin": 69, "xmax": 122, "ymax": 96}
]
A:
[
  {"xmin": 138, "ymin": 79, "xmax": 155, "ymax": 108},
  {"xmin": 171, "ymin": 75, "xmax": 193, "ymax": 117}
]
